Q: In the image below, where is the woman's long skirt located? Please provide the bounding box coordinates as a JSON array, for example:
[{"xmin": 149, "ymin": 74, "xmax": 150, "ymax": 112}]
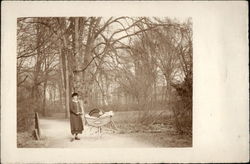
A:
[{"xmin": 70, "ymin": 113, "xmax": 84, "ymax": 135}]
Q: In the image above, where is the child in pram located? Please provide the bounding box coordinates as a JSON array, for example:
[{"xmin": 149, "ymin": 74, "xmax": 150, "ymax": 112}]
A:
[{"xmin": 86, "ymin": 108, "xmax": 114, "ymax": 118}]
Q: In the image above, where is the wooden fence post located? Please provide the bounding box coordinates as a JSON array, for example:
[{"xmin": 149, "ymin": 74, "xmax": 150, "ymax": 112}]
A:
[{"xmin": 34, "ymin": 112, "xmax": 41, "ymax": 140}]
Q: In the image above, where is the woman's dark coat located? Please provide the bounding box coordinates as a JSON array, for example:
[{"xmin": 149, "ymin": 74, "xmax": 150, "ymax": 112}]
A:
[{"xmin": 70, "ymin": 101, "xmax": 84, "ymax": 135}]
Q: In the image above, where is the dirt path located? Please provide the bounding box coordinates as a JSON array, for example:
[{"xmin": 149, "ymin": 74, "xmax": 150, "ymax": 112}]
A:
[{"xmin": 39, "ymin": 118, "xmax": 155, "ymax": 148}]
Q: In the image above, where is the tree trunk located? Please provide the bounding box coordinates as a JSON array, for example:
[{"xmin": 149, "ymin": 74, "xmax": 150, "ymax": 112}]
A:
[
  {"xmin": 65, "ymin": 51, "xmax": 70, "ymax": 118},
  {"xmin": 42, "ymin": 80, "xmax": 47, "ymax": 116},
  {"xmin": 58, "ymin": 82, "xmax": 63, "ymax": 112},
  {"xmin": 73, "ymin": 17, "xmax": 85, "ymax": 96},
  {"xmin": 32, "ymin": 18, "xmax": 43, "ymax": 111},
  {"xmin": 154, "ymin": 82, "xmax": 157, "ymax": 102},
  {"xmin": 59, "ymin": 48, "xmax": 65, "ymax": 111},
  {"xmin": 59, "ymin": 17, "xmax": 71, "ymax": 118}
]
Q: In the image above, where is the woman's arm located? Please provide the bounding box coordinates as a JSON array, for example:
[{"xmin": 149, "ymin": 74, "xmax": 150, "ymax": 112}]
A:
[{"xmin": 70, "ymin": 102, "xmax": 78, "ymax": 114}]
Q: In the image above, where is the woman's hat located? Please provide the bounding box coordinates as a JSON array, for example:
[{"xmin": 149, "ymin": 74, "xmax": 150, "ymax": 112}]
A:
[{"xmin": 71, "ymin": 92, "xmax": 78, "ymax": 97}]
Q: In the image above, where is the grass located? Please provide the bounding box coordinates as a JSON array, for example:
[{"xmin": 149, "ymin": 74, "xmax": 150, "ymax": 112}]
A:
[
  {"xmin": 129, "ymin": 132, "xmax": 192, "ymax": 147},
  {"xmin": 17, "ymin": 131, "xmax": 49, "ymax": 148},
  {"xmin": 114, "ymin": 117, "xmax": 192, "ymax": 147}
]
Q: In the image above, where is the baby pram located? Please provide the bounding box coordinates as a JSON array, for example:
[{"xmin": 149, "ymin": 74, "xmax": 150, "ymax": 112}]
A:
[{"xmin": 85, "ymin": 109, "xmax": 117, "ymax": 138}]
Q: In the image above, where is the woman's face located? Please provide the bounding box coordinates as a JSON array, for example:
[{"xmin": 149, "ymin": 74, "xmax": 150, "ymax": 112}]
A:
[{"xmin": 73, "ymin": 95, "xmax": 78, "ymax": 101}]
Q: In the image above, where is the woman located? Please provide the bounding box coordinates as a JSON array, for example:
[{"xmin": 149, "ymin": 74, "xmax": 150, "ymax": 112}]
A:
[{"xmin": 70, "ymin": 92, "xmax": 84, "ymax": 141}]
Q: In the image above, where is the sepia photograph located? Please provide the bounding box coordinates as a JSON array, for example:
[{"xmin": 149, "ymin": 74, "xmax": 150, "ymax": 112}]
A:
[
  {"xmin": 17, "ymin": 17, "xmax": 193, "ymax": 148},
  {"xmin": 1, "ymin": 1, "xmax": 248, "ymax": 163}
]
